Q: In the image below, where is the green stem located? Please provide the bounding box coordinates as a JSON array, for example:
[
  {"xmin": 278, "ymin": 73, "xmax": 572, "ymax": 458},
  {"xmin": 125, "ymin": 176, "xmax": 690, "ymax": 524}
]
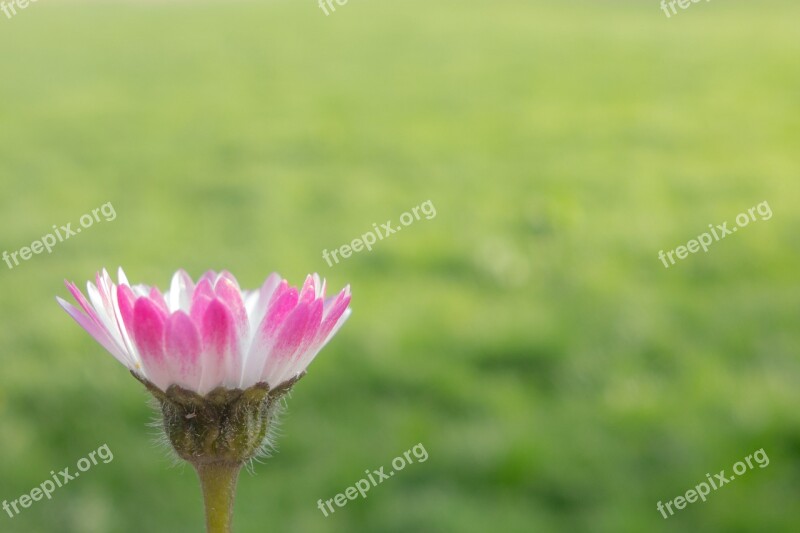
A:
[{"xmin": 194, "ymin": 462, "xmax": 242, "ymax": 533}]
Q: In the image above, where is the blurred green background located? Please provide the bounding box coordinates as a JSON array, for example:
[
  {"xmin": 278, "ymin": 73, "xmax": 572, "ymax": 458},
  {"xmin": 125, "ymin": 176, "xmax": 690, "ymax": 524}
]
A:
[{"xmin": 1, "ymin": 1, "xmax": 799, "ymax": 531}]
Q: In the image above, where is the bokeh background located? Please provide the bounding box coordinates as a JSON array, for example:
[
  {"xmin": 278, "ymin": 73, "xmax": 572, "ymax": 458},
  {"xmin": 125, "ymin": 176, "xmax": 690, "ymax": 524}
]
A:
[{"xmin": 1, "ymin": 1, "xmax": 799, "ymax": 531}]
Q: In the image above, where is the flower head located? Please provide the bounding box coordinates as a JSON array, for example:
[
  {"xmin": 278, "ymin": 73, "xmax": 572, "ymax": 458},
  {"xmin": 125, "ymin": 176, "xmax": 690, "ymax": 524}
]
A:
[{"xmin": 57, "ymin": 268, "xmax": 351, "ymax": 395}]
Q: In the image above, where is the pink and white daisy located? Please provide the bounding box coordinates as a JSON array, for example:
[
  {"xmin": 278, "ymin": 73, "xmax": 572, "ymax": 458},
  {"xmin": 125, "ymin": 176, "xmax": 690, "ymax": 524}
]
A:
[{"xmin": 57, "ymin": 268, "xmax": 351, "ymax": 395}]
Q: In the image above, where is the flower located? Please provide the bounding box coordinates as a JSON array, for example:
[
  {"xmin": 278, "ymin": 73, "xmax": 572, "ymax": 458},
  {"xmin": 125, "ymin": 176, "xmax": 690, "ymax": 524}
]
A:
[
  {"xmin": 57, "ymin": 268, "xmax": 352, "ymax": 533},
  {"xmin": 57, "ymin": 268, "xmax": 351, "ymax": 395}
]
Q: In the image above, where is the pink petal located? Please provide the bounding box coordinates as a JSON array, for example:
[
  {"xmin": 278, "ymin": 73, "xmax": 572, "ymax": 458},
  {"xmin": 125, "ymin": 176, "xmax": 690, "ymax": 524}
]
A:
[
  {"xmin": 65, "ymin": 279, "xmax": 129, "ymax": 361},
  {"xmin": 217, "ymin": 270, "xmax": 240, "ymax": 288},
  {"xmin": 116, "ymin": 285, "xmax": 137, "ymax": 333},
  {"xmin": 65, "ymin": 281, "xmax": 104, "ymax": 329},
  {"xmin": 168, "ymin": 269, "xmax": 195, "ymax": 312},
  {"xmin": 262, "ymin": 300, "xmax": 314, "ymax": 385},
  {"xmin": 312, "ymin": 273, "xmax": 326, "ymax": 299},
  {"xmin": 117, "ymin": 267, "xmax": 129, "ymax": 286},
  {"xmin": 294, "ymin": 298, "xmax": 323, "ymax": 357},
  {"xmin": 298, "ymin": 274, "xmax": 316, "ymax": 303},
  {"xmin": 85, "ymin": 280, "xmax": 125, "ymax": 349},
  {"xmin": 293, "ymin": 288, "xmax": 352, "ymax": 375},
  {"xmin": 109, "ymin": 282, "xmax": 139, "ymax": 363},
  {"xmin": 166, "ymin": 311, "xmax": 202, "ymax": 390},
  {"xmin": 194, "ymin": 277, "xmax": 215, "ymax": 300},
  {"xmin": 131, "ymin": 284, "xmax": 152, "ymax": 298},
  {"xmin": 96, "ymin": 270, "xmax": 119, "ymax": 324},
  {"xmin": 273, "ymin": 298, "xmax": 324, "ymax": 385},
  {"xmin": 214, "ymin": 275, "xmax": 249, "ymax": 340},
  {"xmin": 199, "ymin": 299, "xmax": 239, "ymax": 391},
  {"xmin": 93, "ymin": 272, "xmax": 113, "ymax": 311},
  {"xmin": 57, "ymin": 297, "xmax": 130, "ymax": 367},
  {"xmin": 260, "ymin": 281, "xmax": 299, "ymax": 337},
  {"xmin": 245, "ymin": 273, "xmax": 281, "ymax": 330},
  {"xmin": 91, "ymin": 271, "xmax": 131, "ymax": 356},
  {"xmin": 132, "ymin": 297, "xmax": 170, "ymax": 390},
  {"xmin": 243, "ymin": 282, "xmax": 301, "ymax": 386},
  {"xmin": 190, "ymin": 278, "xmax": 215, "ymax": 326},
  {"xmin": 198, "ymin": 270, "xmax": 218, "ymax": 284},
  {"xmin": 148, "ymin": 287, "xmax": 170, "ymax": 315},
  {"xmin": 316, "ymin": 287, "xmax": 352, "ymax": 344}
]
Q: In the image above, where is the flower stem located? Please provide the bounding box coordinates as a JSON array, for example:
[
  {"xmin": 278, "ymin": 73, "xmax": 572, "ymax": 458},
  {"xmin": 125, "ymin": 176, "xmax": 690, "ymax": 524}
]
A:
[{"xmin": 194, "ymin": 462, "xmax": 242, "ymax": 533}]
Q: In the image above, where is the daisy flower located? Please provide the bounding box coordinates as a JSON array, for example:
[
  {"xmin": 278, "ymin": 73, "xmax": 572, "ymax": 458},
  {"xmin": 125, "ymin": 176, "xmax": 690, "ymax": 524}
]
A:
[
  {"xmin": 57, "ymin": 268, "xmax": 351, "ymax": 395},
  {"xmin": 57, "ymin": 268, "xmax": 352, "ymax": 533}
]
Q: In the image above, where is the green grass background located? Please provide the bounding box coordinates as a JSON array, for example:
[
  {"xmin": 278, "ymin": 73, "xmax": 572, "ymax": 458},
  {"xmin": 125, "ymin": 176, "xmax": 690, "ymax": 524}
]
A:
[{"xmin": 1, "ymin": 1, "xmax": 799, "ymax": 531}]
